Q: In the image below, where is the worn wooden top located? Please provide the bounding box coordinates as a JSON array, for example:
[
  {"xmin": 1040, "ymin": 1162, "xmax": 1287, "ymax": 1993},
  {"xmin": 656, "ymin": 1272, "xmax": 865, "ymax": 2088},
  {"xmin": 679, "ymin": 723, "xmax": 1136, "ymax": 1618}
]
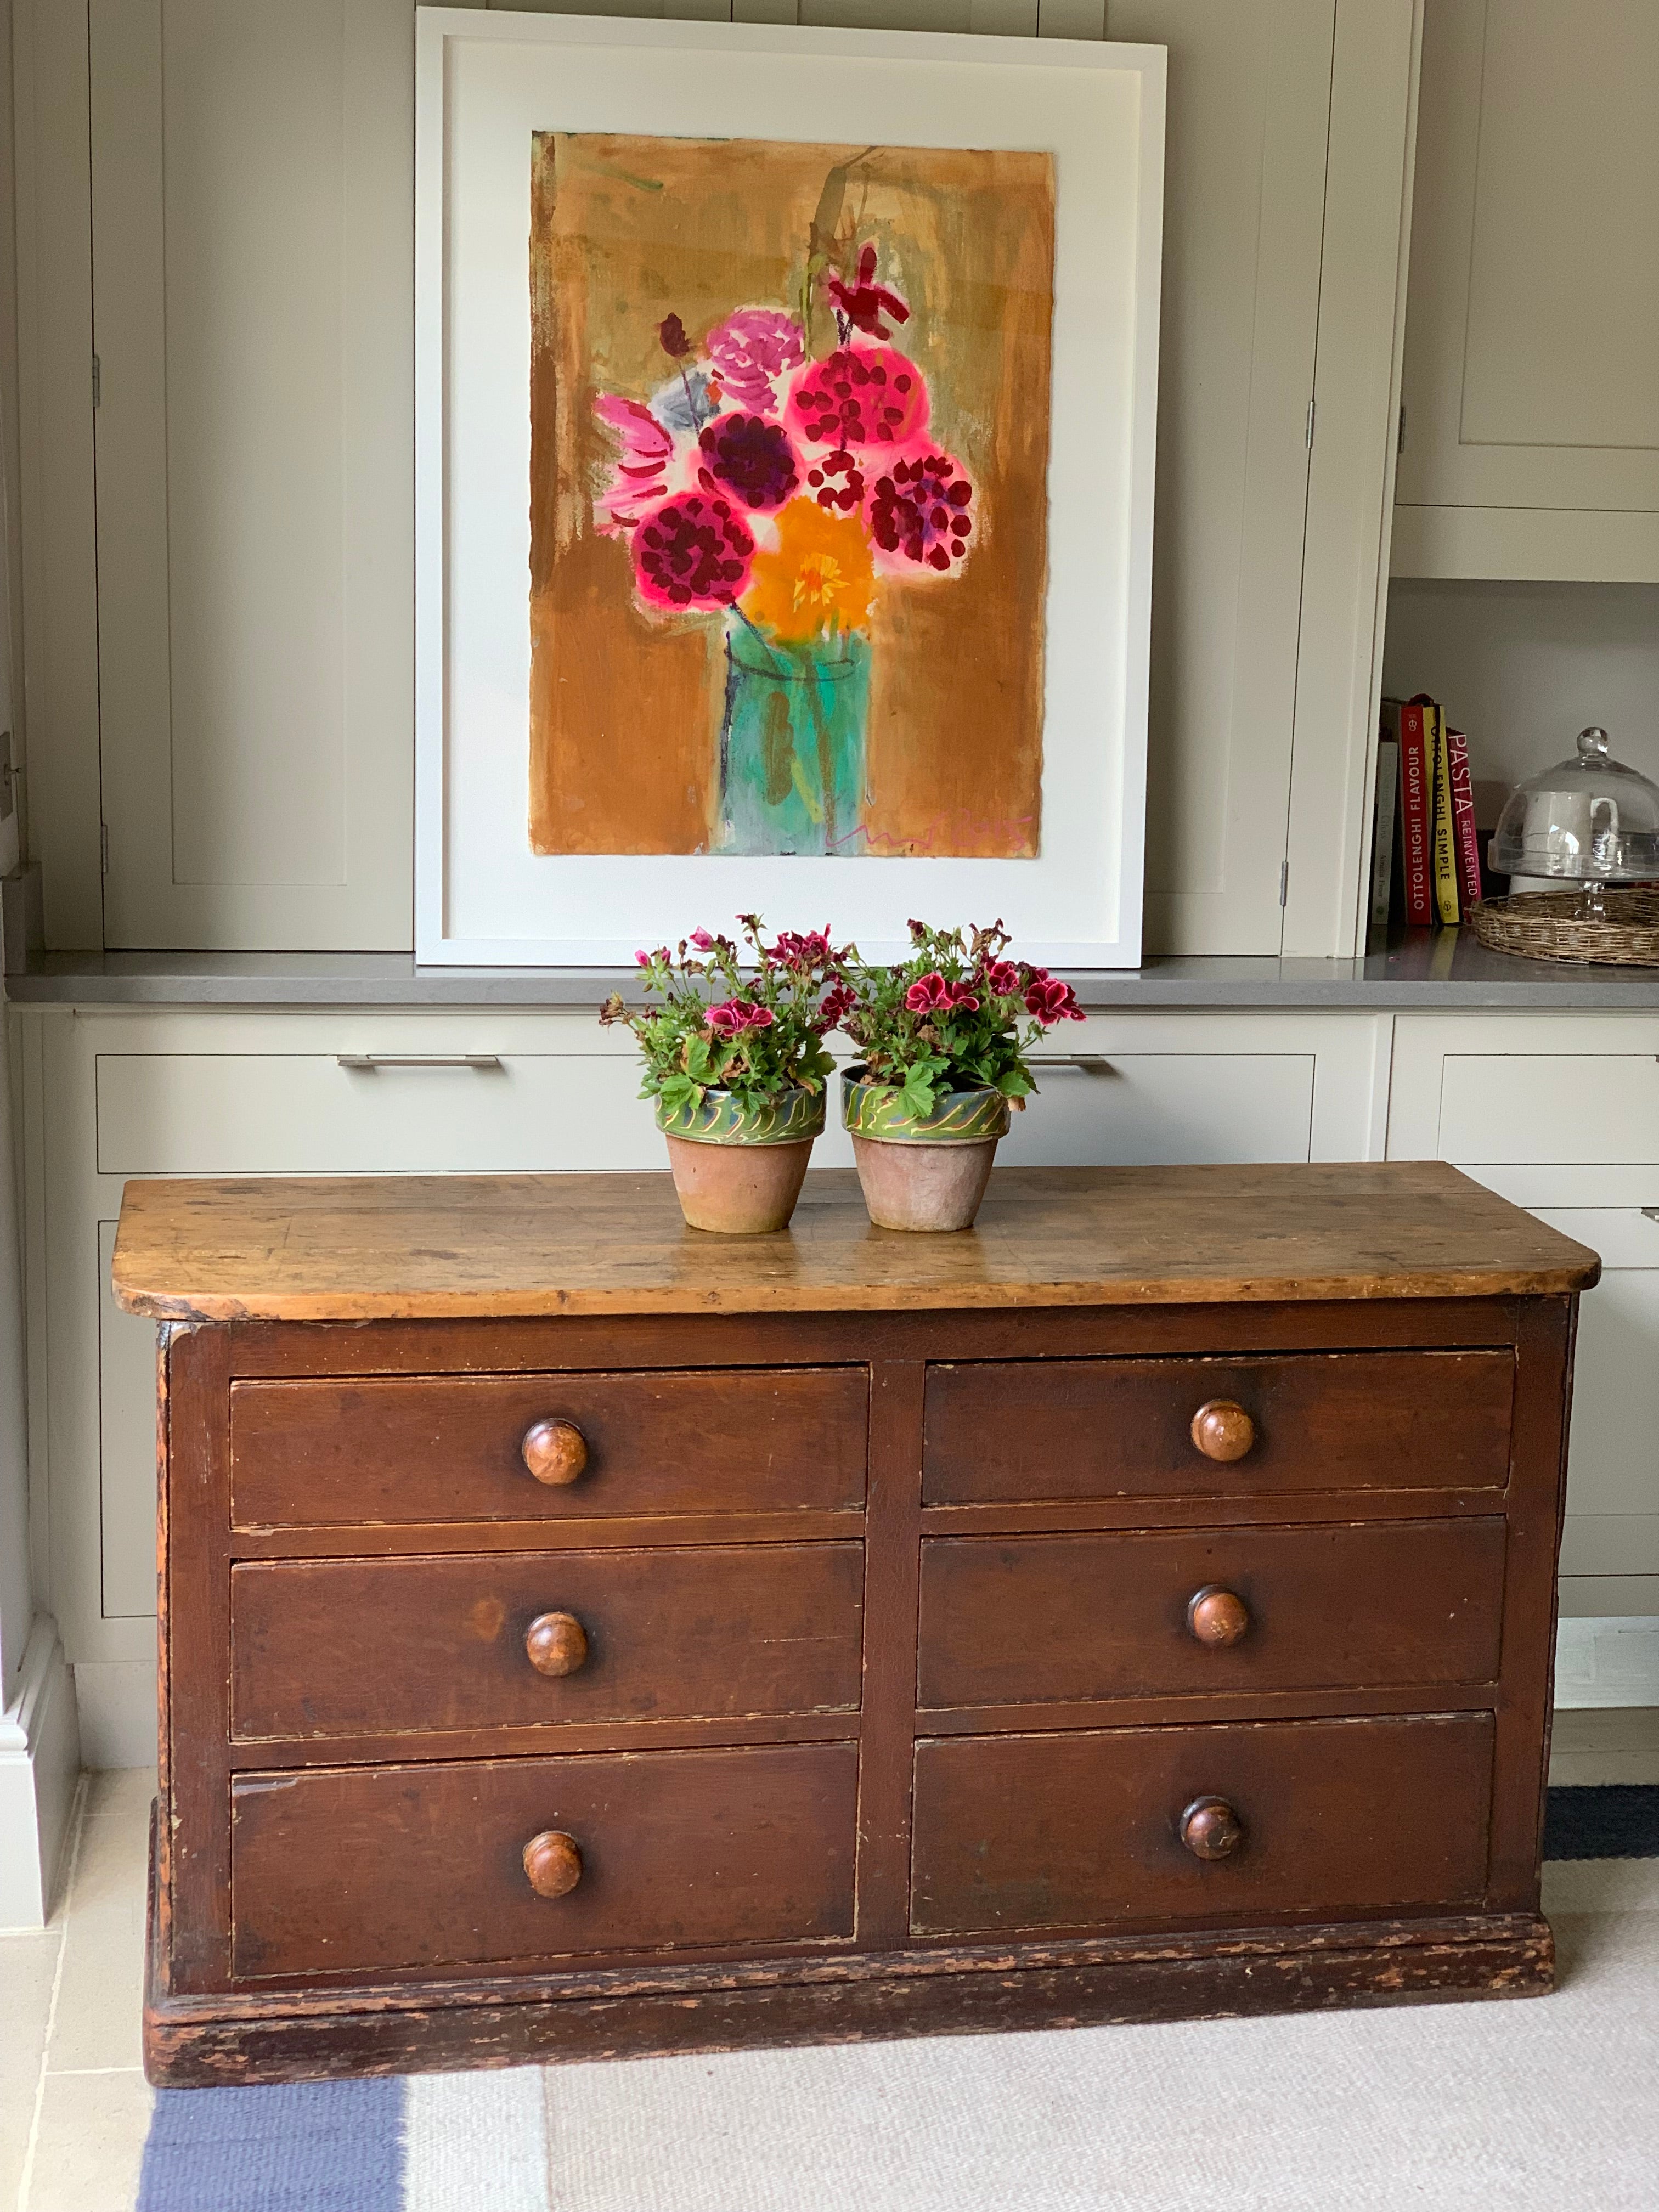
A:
[{"xmin": 110, "ymin": 1163, "xmax": 1600, "ymax": 1323}]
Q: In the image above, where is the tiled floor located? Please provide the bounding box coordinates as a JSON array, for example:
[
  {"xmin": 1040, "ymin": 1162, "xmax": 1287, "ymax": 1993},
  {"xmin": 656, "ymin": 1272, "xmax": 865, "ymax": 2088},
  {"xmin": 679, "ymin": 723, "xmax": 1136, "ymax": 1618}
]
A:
[
  {"xmin": 4, "ymin": 1721, "xmax": 1658, "ymax": 2212},
  {"xmin": 2, "ymin": 1770, "xmax": 155, "ymax": 2212}
]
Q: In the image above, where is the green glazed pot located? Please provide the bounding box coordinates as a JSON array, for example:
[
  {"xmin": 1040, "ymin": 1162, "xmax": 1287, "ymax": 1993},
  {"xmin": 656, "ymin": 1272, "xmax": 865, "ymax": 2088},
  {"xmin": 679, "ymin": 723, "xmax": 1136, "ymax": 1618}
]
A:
[
  {"xmin": 839, "ymin": 1070, "xmax": 1012, "ymax": 1146},
  {"xmin": 654, "ymin": 1085, "xmax": 826, "ymax": 1236},
  {"xmin": 654, "ymin": 1085, "xmax": 827, "ymax": 1147},
  {"xmin": 840, "ymin": 1068, "xmax": 1011, "ymax": 1233}
]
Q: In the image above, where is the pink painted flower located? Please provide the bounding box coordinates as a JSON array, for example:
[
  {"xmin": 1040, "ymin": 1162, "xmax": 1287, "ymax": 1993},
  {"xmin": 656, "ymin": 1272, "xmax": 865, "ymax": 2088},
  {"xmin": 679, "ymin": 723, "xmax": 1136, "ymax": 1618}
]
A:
[
  {"xmin": 696, "ymin": 414, "xmax": 800, "ymax": 512},
  {"xmin": 787, "ymin": 345, "xmax": 928, "ymax": 452},
  {"xmin": 803, "ymin": 447, "xmax": 865, "ymax": 518},
  {"xmin": 631, "ymin": 494, "xmax": 754, "ymax": 611},
  {"xmin": 706, "ymin": 998, "xmax": 775, "ymax": 1036},
  {"xmin": 1025, "ymin": 973, "xmax": 1084, "ymax": 1025},
  {"xmin": 705, "ymin": 309, "xmax": 806, "ymax": 416},
  {"xmin": 827, "ymin": 245, "xmax": 910, "ymax": 341},
  {"xmin": 592, "ymin": 396, "xmax": 674, "ymax": 534},
  {"xmin": 867, "ymin": 450, "xmax": 973, "ymax": 574}
]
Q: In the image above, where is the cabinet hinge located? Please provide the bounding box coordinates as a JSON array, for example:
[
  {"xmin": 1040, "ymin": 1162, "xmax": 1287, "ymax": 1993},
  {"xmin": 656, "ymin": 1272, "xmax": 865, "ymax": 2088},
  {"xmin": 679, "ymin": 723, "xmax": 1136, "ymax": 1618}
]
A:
[
  {"xmin": 1397, "ymin": 404, "xmax": 1407, "ymax": 456},
  {"xmin": 92, "ymin": 354, "xmax": 101, "ymax": 411},
  {"xmin": 1279, "ymin": 860, "xmax": 1289, "ymax": 907},
  {"xmin": 1304, "ymin": 398, "xmax": 1315, "ymax": 450},
  {"xmin": 100, "ymin": 822, "xmax": 109, "ymax": 876}
]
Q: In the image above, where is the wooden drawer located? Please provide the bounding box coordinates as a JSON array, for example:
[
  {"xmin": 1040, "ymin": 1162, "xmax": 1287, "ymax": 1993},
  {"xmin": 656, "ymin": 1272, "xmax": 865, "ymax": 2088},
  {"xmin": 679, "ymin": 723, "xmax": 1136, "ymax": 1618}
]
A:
[
  {"xmin": 910, "ymin": 1715, "xmax": 1495, "ymax": 1937},
  {"xmin": 229, "ymin": 1369, "xmax": 868, "ymax": 1528},
  {"xmin": 230, "ymin": 1542, "xmax": 865, "ymax": 1740},
  {"xmin": 917, "ymin": 1518, "xmax": 1506, "ymax": 1709},
  {"xmin": 230, "ymin": 1742, "xmax": 859, "ymax": 1979},
  {"xmin": 922, "ymin": 1351, "xmax": 1514, "ymax": 1505}
]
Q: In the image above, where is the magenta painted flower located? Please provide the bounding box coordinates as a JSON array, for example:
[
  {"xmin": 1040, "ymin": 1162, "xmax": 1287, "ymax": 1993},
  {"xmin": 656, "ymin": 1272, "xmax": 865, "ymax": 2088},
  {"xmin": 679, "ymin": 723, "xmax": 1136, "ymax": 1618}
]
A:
[
  {"xmin": 803, "ymin": 447, "xmax": 865, "ymax": 518},
  {"xmin": 787, "ymin": 346, "xmax": 928, "ymax": 452},
  {"xmin": 592, "ymin": 396, "xmax": 674, "ymax": 534},
  {"xmin": 697, "ymin": 414, "xmax": 800, "ymax": 512},
  {"xmin": 706, "ymin": 309, "xmax": 806, "ymax": 416},
  {"xmin": 1025, "ymin": 973, "xmax": 1084, "ymax": 1025},
  {"xmin": 632, "ymin": 494, "xmax": 754, "ymax": 611},
  {"xmin": 868, "ymin": 451, "xmax": 974, "ymax": 574},
  {"xmin": 706, "ymin": 998, "xmax": 776, "ymax": 1036},
  {"xmin": 827, "ymin": 244, "xmax": 910, "ymax": 341}
]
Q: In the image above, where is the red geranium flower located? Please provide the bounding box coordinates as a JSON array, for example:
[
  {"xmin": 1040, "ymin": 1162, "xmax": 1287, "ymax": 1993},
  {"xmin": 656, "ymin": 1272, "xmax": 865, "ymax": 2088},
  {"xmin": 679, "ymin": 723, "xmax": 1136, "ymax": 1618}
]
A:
[
  {"xmin": 980, "ymin": 960, "xmax": 1021, "ymax": 996},
  {"xmin": 905, "ymin": 972, "xmax": 980, "ymax": 1015},
  {"xmin": 816, "ymin": 981, "xmax": 857, "ymax": 1031},
  {"xmin": 706, "ymin": 998, "xmax": 775, "ymax": 1036},
  {"xmin": 769, "ymin": 927, "xmax": 835, "ymax": 969},
  {"xmin": 1025, "ymin": 974, "xmax": 1084, "ymax": 1025},
  {"xmin": 827, "ymin": 244, "xmax": 911, "ymax": 341}
]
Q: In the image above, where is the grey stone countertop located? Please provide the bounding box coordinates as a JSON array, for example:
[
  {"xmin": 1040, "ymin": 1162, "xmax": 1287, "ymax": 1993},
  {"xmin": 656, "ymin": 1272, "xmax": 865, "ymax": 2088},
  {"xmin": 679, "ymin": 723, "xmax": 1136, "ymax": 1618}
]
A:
[{"xmin": 7, "ymin": 933, "xmax": 1659, "ymax": 1008}]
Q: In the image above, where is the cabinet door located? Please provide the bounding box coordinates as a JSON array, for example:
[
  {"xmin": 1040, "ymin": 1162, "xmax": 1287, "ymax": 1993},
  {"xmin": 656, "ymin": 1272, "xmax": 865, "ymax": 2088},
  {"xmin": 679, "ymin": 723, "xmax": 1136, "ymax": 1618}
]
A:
[
  {"xmin": 88, "ymin": 0, "xmax": 414, "ymax": 947},
  {"xmin": 1395, "ymin": 0, "xmax": 1659, "ymax": 581},
  {"xmin": 1121, "ymin": 0, "xmax": 1334, "ymax": 954}
]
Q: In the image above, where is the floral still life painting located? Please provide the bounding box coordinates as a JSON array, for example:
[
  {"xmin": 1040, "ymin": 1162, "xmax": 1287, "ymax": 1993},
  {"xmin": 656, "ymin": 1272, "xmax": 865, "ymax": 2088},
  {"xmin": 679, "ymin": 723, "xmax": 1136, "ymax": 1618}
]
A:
[{"xmin": 528, "ymin": 134, "xmax": 1056, "ymax": 863}]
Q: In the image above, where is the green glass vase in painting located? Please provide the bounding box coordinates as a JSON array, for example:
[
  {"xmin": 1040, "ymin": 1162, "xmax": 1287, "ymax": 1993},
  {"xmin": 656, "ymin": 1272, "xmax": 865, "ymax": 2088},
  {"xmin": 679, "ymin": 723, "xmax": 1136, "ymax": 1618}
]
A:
[{"xmin": 716, "ymin": 618, "xmax": 871, "ymax": 857}]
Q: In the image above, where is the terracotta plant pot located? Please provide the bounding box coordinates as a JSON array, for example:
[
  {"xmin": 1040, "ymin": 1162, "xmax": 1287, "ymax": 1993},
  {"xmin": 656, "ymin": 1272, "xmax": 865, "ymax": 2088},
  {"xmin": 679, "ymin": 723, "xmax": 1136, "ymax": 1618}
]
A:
[
  {"xmin": 841, "ymin": 1069, "xmax": 1012, "ymax": 1233},
  {"xmin": 656, "ymin": 1085, "xmax": 826, "ymax": 1235}
]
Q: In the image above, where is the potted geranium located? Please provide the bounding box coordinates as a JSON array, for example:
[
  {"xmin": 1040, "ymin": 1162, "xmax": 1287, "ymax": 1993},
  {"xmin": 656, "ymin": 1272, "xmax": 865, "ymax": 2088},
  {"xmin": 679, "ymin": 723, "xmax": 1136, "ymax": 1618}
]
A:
[
  {"xmin": 834, "ymin": 919, "xmax": 1084, "ymax": 1232},
  {"xmin": 600, "ymin": 916, "xmax": 842, "ymax": 1234}
]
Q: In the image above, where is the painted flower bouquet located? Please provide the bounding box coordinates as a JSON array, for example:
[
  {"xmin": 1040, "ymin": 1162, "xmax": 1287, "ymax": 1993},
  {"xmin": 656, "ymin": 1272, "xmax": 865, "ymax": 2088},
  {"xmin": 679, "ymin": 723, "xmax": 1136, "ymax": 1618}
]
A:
[
  {"xmin": 833, "ymin": 919, "xmax": 1084, "ymax": 1231},
  {"xmin": 593, "ymin": 239, "xmax": 976, "ymax": 857},
  {"xmin": 599, "ymin": 915, "xmax": 845, "ymax": 1233}
]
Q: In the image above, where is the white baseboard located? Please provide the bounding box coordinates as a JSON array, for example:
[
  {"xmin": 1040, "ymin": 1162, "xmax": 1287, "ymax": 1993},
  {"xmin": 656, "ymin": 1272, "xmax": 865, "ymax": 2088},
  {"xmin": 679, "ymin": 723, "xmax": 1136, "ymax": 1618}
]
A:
[
  {"xmin": 0, "ymin": 1614, "xmax": 81, "ymax": 1927},
  {"xmin": 1555, "ymin": 1616, "xmax": 1659, "ymax": 1711},
  {"xmin": 72, "ymin": 1658, "xmax": 156, "ymax": 1769}
]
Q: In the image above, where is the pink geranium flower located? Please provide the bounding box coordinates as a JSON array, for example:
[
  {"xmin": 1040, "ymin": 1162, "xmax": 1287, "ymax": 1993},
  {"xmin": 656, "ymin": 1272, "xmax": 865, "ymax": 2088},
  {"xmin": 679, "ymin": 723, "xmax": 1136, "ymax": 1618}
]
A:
[
  {"xmin": 1025, "ymin": 974, "xmax": 1084, "ymax": 1025},
  {"xmin": 769, "ymin": 926, "xmax": 835, "ymax": 969},
  {"xmin": 981, "ymin": 960, "xmax": 1021, "ymax": 996},
  {"xmin": 706, "ymin": 998, "xmax": 775, "ymax": 1036},
  {"xmin": 706, "ymin": 309, "xmax": 806, "ymax": 416},
  {"xmin": 905, "ymin": 972, "xmax": 980, "ymax": 1015}
]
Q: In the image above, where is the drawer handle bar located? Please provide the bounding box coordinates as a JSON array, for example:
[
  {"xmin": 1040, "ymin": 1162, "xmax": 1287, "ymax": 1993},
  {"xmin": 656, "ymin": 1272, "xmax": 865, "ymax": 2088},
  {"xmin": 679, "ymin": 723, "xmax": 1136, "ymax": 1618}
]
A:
[
  {"xmin": 1180, "ymin": 1796, "xmax": 1243, "ymax": 1861},
  {"xmin": 525, "ymin": 1611, "xmax": 589, "ymax": 1678},
  {"xmin": 1187, "ymin": 1586, "xmax": 1250, "ymax": 1647},
  {"xmin": 522, "ymin": 1419, "xmax": 589, "ymax": 1487},
  {"xmin": 336, "ymin": 1054, "xmax": 502, "ymax": 1071},
  {"xmin": 1189, "ymin": 1400, "xmax": 1256, "ymax": 1463},
  {"xmin": 523, "ymin": 1830, "xmax": 583, "ymax": 1899},
  {"xmin": 1026, "ymin": 1056, "xmax": 1113, "ymax": 1074}
]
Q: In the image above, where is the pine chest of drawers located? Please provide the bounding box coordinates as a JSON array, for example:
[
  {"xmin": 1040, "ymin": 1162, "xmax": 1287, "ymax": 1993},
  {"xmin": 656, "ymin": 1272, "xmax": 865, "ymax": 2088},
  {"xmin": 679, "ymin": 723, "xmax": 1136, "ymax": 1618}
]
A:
[{"xmin": 112, "ymin": 1163, "xmax": 1599, "ymax": 2086}]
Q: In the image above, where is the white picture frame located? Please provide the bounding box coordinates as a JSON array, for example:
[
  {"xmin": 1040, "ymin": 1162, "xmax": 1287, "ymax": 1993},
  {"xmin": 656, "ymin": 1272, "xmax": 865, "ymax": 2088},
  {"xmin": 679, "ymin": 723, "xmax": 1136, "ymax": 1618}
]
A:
[{"xmin": 415, "ymin": 6, "xmax": 1164, "ymax": 968}]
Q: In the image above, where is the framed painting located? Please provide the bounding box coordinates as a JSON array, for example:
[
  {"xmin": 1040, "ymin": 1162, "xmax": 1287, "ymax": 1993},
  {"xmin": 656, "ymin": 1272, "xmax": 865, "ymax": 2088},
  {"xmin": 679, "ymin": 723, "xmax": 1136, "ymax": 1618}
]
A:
[{"xmin": 416, "ymin": 8, "xmax": 1164, "ymax": 967}]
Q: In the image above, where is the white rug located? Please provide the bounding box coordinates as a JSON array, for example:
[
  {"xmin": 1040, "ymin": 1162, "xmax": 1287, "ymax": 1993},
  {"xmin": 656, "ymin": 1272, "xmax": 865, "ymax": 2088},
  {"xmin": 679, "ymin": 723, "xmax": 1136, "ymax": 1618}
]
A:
[{"xmin": 531, "ymin": 1859, "xmax": 1659, "ymax": 2212}]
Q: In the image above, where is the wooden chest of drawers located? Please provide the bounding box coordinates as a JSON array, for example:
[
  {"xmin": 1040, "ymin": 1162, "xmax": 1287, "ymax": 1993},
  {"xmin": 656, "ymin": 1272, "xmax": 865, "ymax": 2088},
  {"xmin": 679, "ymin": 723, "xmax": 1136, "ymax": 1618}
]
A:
[{"xmin": 112, "ymin": 1163, "xmax": 1599, "ymax": 2086}]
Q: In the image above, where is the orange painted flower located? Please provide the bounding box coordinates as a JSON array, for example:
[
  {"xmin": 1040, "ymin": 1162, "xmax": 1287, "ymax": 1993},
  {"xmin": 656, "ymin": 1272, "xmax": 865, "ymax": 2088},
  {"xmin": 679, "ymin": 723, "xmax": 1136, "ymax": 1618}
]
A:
[{"xmin": 742, "ymin": 499, "xmax": 874, "ymax": 642}]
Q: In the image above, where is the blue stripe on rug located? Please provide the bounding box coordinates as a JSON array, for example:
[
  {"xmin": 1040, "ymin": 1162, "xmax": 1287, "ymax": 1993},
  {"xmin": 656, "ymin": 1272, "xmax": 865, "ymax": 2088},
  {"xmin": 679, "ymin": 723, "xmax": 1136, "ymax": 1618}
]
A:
[{"xmin": 137, "ymin": 2077, "xmax": 405, "ymax": 2212}]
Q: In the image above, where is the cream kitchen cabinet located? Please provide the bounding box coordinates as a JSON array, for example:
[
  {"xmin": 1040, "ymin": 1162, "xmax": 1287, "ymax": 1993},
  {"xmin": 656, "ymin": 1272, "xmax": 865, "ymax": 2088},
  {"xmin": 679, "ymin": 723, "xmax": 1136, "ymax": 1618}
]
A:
[
  {"xmin": 1393, "ymin": 0, "xmax": 1659, "ymax": 583},
  {"xmin": 12, "ymin": 1000, "xmax": 1386, "ymax": 1763},
  {"xmin": 1387, "ymin": 1012, "xmax": 1659, "ymax": 1627}
]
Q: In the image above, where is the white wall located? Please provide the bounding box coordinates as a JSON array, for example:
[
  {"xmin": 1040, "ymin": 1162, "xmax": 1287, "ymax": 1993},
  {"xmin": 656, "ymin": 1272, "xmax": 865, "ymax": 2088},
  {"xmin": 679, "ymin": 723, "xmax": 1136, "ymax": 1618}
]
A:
[{"xmin": 1381, "ymin": 578, "xmax": 1659, "ymax": 797}]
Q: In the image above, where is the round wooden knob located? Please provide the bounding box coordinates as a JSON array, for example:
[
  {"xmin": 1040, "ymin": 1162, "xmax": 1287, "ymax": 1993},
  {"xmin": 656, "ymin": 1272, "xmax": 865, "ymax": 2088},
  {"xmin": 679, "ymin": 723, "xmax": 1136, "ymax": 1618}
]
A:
[
  {"xmin": 523, "ymin": 1830, "xmax": 583, "ymax": 1898},
  {"xmin": 1189, "ymin": 1400, "xmax": 1255, "ymax": 1463},
  {"xmin": 524, "ymin": 1611, "xmax": 589, "ymax": 1678},
  {"xmin": 1180, "ymin": 1796, "xmax": 1243, "ymax": 1861},
  {"xmin": 521, "ymin": 1418, "xmax": 588, "ymax": 1487},
  {"xmin": 1187, "ymin": 1585, "xmax": 1250, "ymax": 1647}
]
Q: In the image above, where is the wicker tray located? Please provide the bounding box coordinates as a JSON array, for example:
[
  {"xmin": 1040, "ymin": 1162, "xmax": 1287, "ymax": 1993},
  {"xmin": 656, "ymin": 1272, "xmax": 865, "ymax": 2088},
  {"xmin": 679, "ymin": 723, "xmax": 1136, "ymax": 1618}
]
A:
[{"xmin": 1470, "ymin": 886, "xmax": 1659, "ymax": 966}]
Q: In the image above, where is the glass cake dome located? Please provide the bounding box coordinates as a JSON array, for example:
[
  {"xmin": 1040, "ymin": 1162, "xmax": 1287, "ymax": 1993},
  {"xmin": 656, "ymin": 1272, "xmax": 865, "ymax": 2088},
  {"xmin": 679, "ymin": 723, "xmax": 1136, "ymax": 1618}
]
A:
[{"xmin": 1489, "ymin": 726, "xmax": 1659, "ymax": 885}]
